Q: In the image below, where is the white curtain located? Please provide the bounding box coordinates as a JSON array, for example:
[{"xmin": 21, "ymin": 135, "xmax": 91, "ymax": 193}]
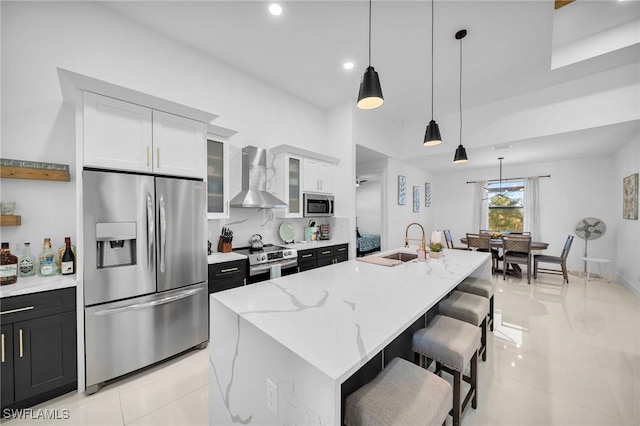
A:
[
  {"xmin": 524, "ymin": 176, "xmax": 540, "ymax": 240},
  {"xmin": 473, "ymin": 180, "xmax": 488, "ymax": 232}
]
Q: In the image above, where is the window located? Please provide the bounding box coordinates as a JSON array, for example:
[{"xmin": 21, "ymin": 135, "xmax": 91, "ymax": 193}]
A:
[{"xmin": 487, "ymin": 179, "xmax": 524, "ymax": 232}]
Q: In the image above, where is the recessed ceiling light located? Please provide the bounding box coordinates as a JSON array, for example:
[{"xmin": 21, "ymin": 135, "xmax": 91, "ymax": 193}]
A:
[
  {"xmin": 492, "ymin": 144, "xmax": 512, "ymax": 150},
  {"xmin": 268, "ymin": 4, "xmax": 282, "ymax": 16},
  {"xmin": 343, "ymin": 62, "xmax": 354, "ymax": 70}
]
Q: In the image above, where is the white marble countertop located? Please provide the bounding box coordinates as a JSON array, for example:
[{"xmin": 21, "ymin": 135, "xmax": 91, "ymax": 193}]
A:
[
  {"xmin": 0, "ymin": 275, "xmax": 77, "ymax": 299},
  {"xmin": 212, "ymin": 247, "xmax": 490, "ymax": 383},
  {"xmin": 207, "ymin": 252, "xmax": 248, "ymax": 264},
  {"xmin": 281, "ymin": 239, "xmax": 349, "ymax": 251}
]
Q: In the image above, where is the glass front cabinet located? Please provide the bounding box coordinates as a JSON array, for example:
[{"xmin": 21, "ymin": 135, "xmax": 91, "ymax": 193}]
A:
[
  {"xmin": 207, "ymin": 138, "xmax": 229, "ymax": 219},
  {"xmin": 274, "ymin": 153, "xmax": 303, "ymax": 218}
]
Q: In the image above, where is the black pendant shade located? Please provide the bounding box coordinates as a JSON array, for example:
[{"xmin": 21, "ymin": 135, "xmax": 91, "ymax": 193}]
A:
[
  {"xmin": 453, "ymin": 144, "xmax": 468, "ymax": 163},
  {"xmin": 423, "ymin": 120, "xmax": 442, "ymax": 146},
  {"xmin": 357, "ymin": 0, "xmax": 383, "ymax": 110},
  {"xmin": 453, "ymin": 29, "xmax": 469, "ymax": 164},
  {"xmin": 424, "ymin": 0, "xmax": 441, "ymax": 147},
  {"xmin": 357, "ymin": 66, "xmax": 384, "ymax": 110}
]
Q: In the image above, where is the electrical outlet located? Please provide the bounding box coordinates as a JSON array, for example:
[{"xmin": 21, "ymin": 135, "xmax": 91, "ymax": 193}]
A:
[{"xmin": 266, "ymin": 378, "xmax": 277, "ymax": 415}]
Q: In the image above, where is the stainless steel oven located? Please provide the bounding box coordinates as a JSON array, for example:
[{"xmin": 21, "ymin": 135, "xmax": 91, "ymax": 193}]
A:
[
  {"xmin": 304, "ymin": 193, "xmax": 334, "ymax": 217},
  {"xmin": 234, "ymin": 245, "xmax": 298, "ymax": 284}
]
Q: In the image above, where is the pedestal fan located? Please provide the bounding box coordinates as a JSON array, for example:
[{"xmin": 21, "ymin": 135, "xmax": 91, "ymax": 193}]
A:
[{"xmin": 573, "ymin": 217, "xmax": 607, "ymax": 274}]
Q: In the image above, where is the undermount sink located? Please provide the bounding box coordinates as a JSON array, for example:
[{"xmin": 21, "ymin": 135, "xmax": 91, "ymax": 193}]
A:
[{"xmin": 382, "ymin": 252, "xmax": 418, "ymax": 262}]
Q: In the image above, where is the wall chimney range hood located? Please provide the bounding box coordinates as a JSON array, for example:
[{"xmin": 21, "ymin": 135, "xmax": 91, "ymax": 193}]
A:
[{"xmin": 229, "ymin": 146, "xmax": 288, "ymax": 209}]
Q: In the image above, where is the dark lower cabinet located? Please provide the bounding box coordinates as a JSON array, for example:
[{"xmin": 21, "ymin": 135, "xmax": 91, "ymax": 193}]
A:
[
  {"xmin": 316, "ymin": 243, "xmax": 349, "ymax": 269},
  {"xmin": 1, "ymin": 288, "xmax": 77, "ymax": 410},
  {"xmin": 208, "ymin": 259, "xmax": 248, "ymax": 294},
  {"xmin": 297, "ymin": 249, "xmax": 317, "ymax": 272}
]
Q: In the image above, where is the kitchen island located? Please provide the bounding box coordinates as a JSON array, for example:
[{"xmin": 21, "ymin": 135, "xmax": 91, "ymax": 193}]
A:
[{"xmin": 210, "ymin": 247, "xmax": 491, "ymax": 425}]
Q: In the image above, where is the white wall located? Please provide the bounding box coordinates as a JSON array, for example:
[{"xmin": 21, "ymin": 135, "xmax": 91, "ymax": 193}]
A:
[
  {"xmin": 356, "ymin": 179, "xmax": 382, "ymax": 234},
  {"xmin": 1, "ymin": 1, "xmax": 331, "ymax": 253},
  {"xmin": 613, "ymin": 136, "xmax": 640, "ymax": 296},
  {"xmin": 384, "ymin": 157, "xmax": 435, "ymax": 250},
  {"xmin": 433, "ymin": 155, "xmax": 622, "ymax": 272}
]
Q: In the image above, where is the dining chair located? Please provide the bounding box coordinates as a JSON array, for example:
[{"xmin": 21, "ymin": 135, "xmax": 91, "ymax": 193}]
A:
[
  {"xmin": 533, "ymin": 235, "xmax": 574, "ymax": 283},
  {"xmin": 466, "ymin": 233, "xmax": 497, "ymax": 273},
  {"xmin": 502, "ymin": 234, "xmax": 532, "ymax": 284},
  {"xmin": 444, "ymin": 230, "xmax": 469, "ymax": 250}
]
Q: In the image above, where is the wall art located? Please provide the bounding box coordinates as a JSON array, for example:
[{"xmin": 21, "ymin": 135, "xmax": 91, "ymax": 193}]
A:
[
  {"xmin": 623, "ymin": 173, "xmax": 638, "ymax": 220},
  {"xmin": 413, "ymin": 186, "xmax": 420, "ymax": 213},
  {"xmin": 425, "ymin": 182, "xmax": 431, "ymax": 207},
  {"xmin": 398, "ymin": 175, "xmax": 406, "ymax": 205}
]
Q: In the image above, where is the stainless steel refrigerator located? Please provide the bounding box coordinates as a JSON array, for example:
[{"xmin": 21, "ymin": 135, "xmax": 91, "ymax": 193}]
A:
[{"xmin": 83, "ymin": 170, "xmax": 208, "ymax": 394}]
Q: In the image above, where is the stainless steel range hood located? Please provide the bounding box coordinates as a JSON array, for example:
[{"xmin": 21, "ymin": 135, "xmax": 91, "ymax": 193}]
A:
[{"xmin": 229, "ymin": 146, "xmax": 288, "ymax": 209}]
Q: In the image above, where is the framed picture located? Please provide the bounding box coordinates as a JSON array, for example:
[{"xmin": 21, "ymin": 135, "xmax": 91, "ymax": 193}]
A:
[
  {"xmin": 623, "ymin": 173, "xmax": 638, "ymax": 220},
  {"xmin": 413, "ymin": 186, "xmax": 420, "ymax": 213},
  {"xmin": 398, "ymin": 175, "xmax": 406, "ymax": 205},
  {"xmin": 425, "ymin": 182, "xmax": 431, "ymax": 207}
]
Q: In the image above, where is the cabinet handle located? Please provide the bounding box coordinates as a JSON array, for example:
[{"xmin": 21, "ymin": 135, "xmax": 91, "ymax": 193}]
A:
[
  {"xmin": 301, "ymin": 254, "xmax": 313, "ymax": 258},
  {"xmin": 1, "ymin": 333, "xmax": 4, "ymax": 363},
  {"xmin": 320, "ymin": 179, "xmax": 323, "ymax": 190},
  {"xmin": 19, "ymin": 329, "xmax": 23, "ymax": 358},
  {"xmin": 243, "ymin": 278, "xmax": 247, "ymax": 286},
  {"xmin": 321, "ymin": 250, "xmax": 331, "ymax": 255},
  {"xmin": 146, "ymin": 146, "xmax": 150, "ymax": 167},
  {"xmin": 337, "ymin": 248, "xmax": 346, "ymax": 252},
  {"xmin": 220, "ymin": 267, "xmax": 239, "ymax": 273},
  {"xmin": 156, "ymin": 148, "xmax": 160, "ymax": 168},
  {"xmin": 0, "ymin": 306, "xmax": 34, "ymax": 316}
]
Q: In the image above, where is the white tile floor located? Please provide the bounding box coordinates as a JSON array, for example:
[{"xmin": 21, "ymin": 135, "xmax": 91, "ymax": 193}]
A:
[{"xmin": 3, "ymin": 271, "xmax": 639, "ymax": 425}]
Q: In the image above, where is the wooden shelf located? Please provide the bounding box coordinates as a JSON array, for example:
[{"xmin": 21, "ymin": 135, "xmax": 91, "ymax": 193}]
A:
[
  {"xmin": 1, "ymin": 166, "xmax": 70, "ymax": 182},
  {"xmin": 0, "ymin": 215, "xmax": 21, "ymax": 226}
]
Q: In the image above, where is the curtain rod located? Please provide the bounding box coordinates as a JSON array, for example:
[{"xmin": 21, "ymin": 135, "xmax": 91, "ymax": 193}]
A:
[{"xmin": 466, "ymin": 175, "xmax": 551, "ymax": 184}]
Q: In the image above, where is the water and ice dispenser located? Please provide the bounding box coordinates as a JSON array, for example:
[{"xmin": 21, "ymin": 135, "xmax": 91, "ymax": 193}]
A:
[{"xmin": 96, "ymin": 222, "xmax": 137, "ymax": 268}]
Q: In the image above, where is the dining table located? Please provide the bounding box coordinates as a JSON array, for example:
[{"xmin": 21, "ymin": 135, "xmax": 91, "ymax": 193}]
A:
[{"xmin": 459, "ymin": 237, "xmax": 549, "ymax": 277}]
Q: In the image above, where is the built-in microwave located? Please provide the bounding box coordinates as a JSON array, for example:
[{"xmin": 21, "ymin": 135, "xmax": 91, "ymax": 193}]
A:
[{"xmin": 303, "ymin": 193, "xmax": 334, "ymax": 217}]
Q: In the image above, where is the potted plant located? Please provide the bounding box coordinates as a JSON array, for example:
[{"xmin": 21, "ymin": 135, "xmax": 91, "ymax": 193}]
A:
[{"xmin": 429, "ymin": 242, "xmax": 443, "ymax": 259}]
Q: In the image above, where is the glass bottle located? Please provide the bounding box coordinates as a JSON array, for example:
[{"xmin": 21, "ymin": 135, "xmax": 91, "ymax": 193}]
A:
[
  {"xmin": 0, "ymin": 242, "xmax": 19, "ymax": 285},
  {"xmin": 57, "ymin": 237, "xmax": 76, "ymax": 273},
  {"xmin": 56, "ymin": 237, "xmax": 76, "ymax": 272},
  {"xmin": 19, "ymin": 242, "xmax": 36, "ymax": 277},
  {"xmin": 60, "ymin": 237, "xmax": 76, "ymax": 275},
  {"xmin": 38, "ymin": 238, "xmax": 58, "ymax": 277}
]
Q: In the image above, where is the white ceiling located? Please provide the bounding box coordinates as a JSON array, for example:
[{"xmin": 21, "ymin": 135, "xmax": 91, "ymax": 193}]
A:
[{"xmin": 99, "ymin": 0, "xmax": 639, "ymax": 171}]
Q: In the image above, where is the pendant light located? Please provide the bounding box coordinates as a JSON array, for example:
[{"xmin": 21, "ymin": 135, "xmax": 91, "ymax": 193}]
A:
[
  {"xmin": 423, "ymin": 0, "xmax": 441, "ymax": 146},
  {"xmin": 357, "ymin": 0, "xmax": 384, "ymax": 110},
  {"xmin": 453, "ymin": 29, "xmax": 468, "ymax": 164}
]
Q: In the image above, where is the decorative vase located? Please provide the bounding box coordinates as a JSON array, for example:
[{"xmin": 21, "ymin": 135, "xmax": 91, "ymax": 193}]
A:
[{"xmin": 429, "ymin": 251, "xmax": 443, "ymax": 260}]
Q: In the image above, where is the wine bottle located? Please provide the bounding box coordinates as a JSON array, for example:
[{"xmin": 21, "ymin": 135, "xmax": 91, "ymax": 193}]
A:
[
  {"xmin": 61, "ymin": 237, "xmax": 75, "ymax": 275},
  {"xmin": 38, "ymin": 238, "xmax": 58, "ymax": 277},
  {"xmin": 19, "ymin": 242, "xmax": 36, "ymax": 277},
  {"xmin": 0, "ymin": 242, "xmax": 18, "ymax": 285},
  {"xmin": 57, "ymin": 238, "xmax": 76, "ymax": 272}
]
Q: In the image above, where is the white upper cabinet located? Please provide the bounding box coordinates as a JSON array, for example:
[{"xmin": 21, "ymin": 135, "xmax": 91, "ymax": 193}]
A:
[
  {"xmin": 274, "ymin": 153, "xmax": 303, "ymax": 218},
  {"xmin": 83, "ymin": 92, "xmax": 206, "ymax": 179},
  {"xmin": 83, "ymin": 92, "xmax": 153, "ymax": 173},
  {"xmin": 303, "ymin": 158, "xmax": 333, "ymax": 194},
  {"xmin": 152, "ymin": 110, "xmax": 206, "ymax": 178}
]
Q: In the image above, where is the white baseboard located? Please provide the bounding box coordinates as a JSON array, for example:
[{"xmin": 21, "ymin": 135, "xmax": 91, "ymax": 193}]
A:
[{"xmin": 617, "ymin": 272, "xmax": 640, "ymax": 299}]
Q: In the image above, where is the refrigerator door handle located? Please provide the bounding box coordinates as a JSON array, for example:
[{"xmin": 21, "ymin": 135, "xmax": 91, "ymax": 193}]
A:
[
  {"xmin": 93, "ymin": 287, "xmax": 203, "ymax": 316},
  {"xmin": 147, "ymin": 192, "xmax": 154, "ymax": 272},
  {"xmin": 159, "ymin": 194, "xmax": 167, "ymax": 273}
]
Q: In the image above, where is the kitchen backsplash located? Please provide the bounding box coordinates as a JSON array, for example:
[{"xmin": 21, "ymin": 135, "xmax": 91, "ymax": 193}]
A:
[{"xmin": 208, "ymin": 211, "xmax": 348, "ymax": 252}]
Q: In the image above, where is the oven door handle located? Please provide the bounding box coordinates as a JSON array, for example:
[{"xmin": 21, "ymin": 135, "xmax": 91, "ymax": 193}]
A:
[{"xmin": 250, "ymin": 259, "xmax": 297, "ymax": 275}]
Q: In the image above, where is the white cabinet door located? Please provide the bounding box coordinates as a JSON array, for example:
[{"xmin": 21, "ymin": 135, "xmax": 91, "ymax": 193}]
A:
[
  {"xmin": 303, "ymin": 158, "xmax": 332, "ymax": 194},
  {"xmin": 274, "ymin": 154, "xmax": 303, "ymax": 218},
  {"xmin": 207, "ymin": 139, "xmax": 229, "ymax": 219},
  {"xmin": 152, "ymin": 111, "xmax": 206, "ymax": 179},
  {"xmin": 317, "ymin": 161, "xmax": 333, "ymax": 194},
  {"xmin": 83, "ymin": 92, "xmax": 152, "ymax": 173}
]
